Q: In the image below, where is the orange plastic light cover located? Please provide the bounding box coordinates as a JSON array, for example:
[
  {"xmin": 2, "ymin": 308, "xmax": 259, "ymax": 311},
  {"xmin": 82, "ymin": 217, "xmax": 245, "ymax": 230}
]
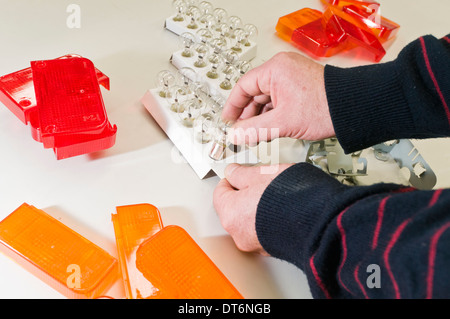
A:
[
  {"xmin": 275, "ymin": 8, "xmax": 323, "ymax": 41},
  {"xmin": 322, "ymin": 6, "xmax": 386, "ymax": 61},
  {"xmin": 111, "ymin": 204, "xmax": 164, "ymax": 299},
  {"xmin": 0, "ymin": 203, "xmax": 119, "ymax": 299},
  {"xmin": 0, "ymin": 55, "xmax": 117, "ymax": 160},
  {"xmin": 291, "ymin": 15, "xmax": 348, "ymax": 58},
  {"xmin": 136, "ymin": 225, "xmax": 243, "ymax": 299},
  {"xmin": 320, "ymin": 0, "xmax": 380, "ymax": 12},
  {"xmin": 342, "ymin": 5, "xmax": 400, "ymax": 42},
  {"xmin": 276, "ymin": 1, "xmax": 398, "ymax": 61}
]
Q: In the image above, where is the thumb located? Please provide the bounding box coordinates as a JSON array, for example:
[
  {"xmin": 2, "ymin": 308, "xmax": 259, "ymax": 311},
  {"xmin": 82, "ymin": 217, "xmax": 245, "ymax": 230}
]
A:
[{"xmin": 228, "ymin": 110, "xmax": 283, "ymax": 146}]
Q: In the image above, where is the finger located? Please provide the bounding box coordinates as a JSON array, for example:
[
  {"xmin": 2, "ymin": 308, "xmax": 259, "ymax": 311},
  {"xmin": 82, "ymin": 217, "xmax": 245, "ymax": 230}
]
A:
[
  {"xmin": 253, "ymin": 94, "xmax": 272, "ymax": 106},
  {"xmin": 221, "ymin": 65, "xmax": 271, "ymax": 123},
  {"xmin": 213, "ymin": 178, "xmax": 237, "ymax": 214},
  {"xmin": 225, "ymin": 164, "xmax": 264, "ymax": 190},
  {"xmin": 229, "ymin": 109, "xmax": 282, "ymax": 145},
  {"xmin": 238, "ymin": 94, "xmax": 273, "ymax": 120},
  {"xmin": 260, "ymin": 102, "xmax": 274, "ymax": 114},
  {"xmin": 239, "ymin": 100, "xmax": 263, "ymax": 120}
]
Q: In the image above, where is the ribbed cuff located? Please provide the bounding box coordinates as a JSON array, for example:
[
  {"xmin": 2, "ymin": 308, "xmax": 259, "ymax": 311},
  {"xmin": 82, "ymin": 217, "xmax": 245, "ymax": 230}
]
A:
[
  {"xmin": 255, "ymin": 163, "xmax": 347, "ymax": 270},
  {"xmin": 325, "ymin": 62, "xmax": 415, "ymax": 154}
]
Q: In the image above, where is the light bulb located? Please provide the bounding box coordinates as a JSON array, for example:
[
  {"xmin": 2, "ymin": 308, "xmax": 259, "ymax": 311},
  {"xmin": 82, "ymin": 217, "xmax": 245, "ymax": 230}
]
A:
[
  {"xmin": 199, "ymin": 13, "xmax": 215, "ymax": 30},
  {"xmin": 186, "ymin": 6, "xmax": 201, "ymax": 29},
  {"xmin": 216, "ymin": 22, "xmax": 231, "ymax": 38},
  {"xmin": 209, "ymin": 37, "xmax": 228, "ymax": 57},
  {"xmin": 179, "ymin": 99, "xmax": 199, "ymax": 128},
  {"xmin": 222, "ymin": 49, "xmax": 239, "ymax": 66},
  {"xmin": 228, "ymin": 16, "xmax": 243, "ymax": 38},
  {"xmin": 184, "ymin": 0, "xmax": 199, "ymax": 7},
  {"xmin": 206, "ymin": 53, "xmax": 224, "ymax": 79},
  {"xmin": 172, "ymin": 0, "xmax": 187, "ymax": 22},
  {"xmin": 209, "ymin": 121, "xmax": 231, "ymax": 161},
  {"xmin": 231, "ymin": 28, "xmax": 247, "ymax": 52},
  {"xmin": 179, "ymin": 32, "xmax": 197, "ymax": 58},
  {"xmin": 176, "ymin": 67, "xmax": 197, "ymax": 92},
  {"xmin": 198, "ymin": 1, "xmax": 214, "ymax": 15},
  {"xmin": 168, "ymin": 85, "xmax": 188, "ymax": 113},
  {"xmin": 243, "ymin": 24, "xmax": 258, "ymax": 46},
  {"xmin": 235, "ymin": 60, "xmax": 252, "ymax": 82},
  {"xmin": 213, "ymin": 8, "xmax": 228, "ymax": 26},
  {"xmin": 156, "ymin": 70, "xmax": 176, "ymax": 98},
  {"xmin": 194, "ymin": 43, "xmax": 210, "ymax": 68},
  {"xmin": 190, "ymin": 81, "xmax": 210, "ymax": 108},
  {"xmin": 196, "ymin": 28, "xmax": 213, "ymax": 44},
  {"xmin": 220, "ymin": 64, "xmax": 236, "ymax": 90}
]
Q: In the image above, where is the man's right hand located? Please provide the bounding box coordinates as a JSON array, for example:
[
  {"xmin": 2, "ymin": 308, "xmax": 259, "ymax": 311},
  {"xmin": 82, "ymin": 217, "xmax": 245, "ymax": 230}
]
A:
[{"xmin": 222, "ymin": 52, "xmax": 335, "ymax": 145}]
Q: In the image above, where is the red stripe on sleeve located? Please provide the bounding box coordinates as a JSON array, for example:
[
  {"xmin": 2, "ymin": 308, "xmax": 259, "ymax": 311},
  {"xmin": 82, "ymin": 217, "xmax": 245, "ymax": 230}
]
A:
[
  {"xmin": 426, "ymin": 222, "xmax": 450, "ymax": 299},
  {"xmin": 309, "ymin": 253, "xmax": 332, "ymax": 299},
  {"xmin": 420, "ymin": 37, "xmax": 450, "ymax": 126},
  {"xmin": 383, "ymin": 219, "xmax": 411, "ymax": 299},
  {"xmin": 337, "ymin": 208, "xmax": 353, "ymax": 295},
  {"xmin": 372, "ymin": 196, "xmax": 390, "ymax": 250}
]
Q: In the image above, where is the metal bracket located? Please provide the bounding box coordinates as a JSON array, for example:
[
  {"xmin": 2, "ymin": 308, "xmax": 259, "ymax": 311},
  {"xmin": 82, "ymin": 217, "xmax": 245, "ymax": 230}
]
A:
[
  {"xmin": 306, "ymin": 138, "xmax": 368, "ymax": 185},
  {"xmin": 373, "ymin": 139, "xmax": 437, "ymax": 190}
]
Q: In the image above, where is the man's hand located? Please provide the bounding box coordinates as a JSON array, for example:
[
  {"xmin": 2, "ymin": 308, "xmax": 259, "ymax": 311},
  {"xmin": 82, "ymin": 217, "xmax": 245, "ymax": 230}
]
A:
[
  {"xmin": 222, "ymin": 52, "xmax": 334, "ymax": 145},
  {"xmin": 213, "ymin": 163, "xmax": 293, "ymax": 255}
]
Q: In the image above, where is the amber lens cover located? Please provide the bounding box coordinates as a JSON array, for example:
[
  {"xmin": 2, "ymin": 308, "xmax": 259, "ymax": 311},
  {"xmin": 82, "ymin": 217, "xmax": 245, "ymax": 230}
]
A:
[
  {"xmin": 136, "ymin": 225, "xmax": 243, "ymax": 299},
  {"xmin": 0, "ymin": 203, "xmax": 118, "ymax": 299},
  {"xmin": 111, "ymin": 204, "xmax": 164, "ymax": 299}
]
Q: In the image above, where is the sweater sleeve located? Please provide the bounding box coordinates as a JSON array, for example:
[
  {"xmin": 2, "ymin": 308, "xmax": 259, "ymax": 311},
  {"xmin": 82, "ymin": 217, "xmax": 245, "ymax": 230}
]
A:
[
  {"xmin": 325, "ymin": 34, "xmax": 450, "ymax": 154},
  {"xmin": 256, "ymin": 163, "xmax": 450, "ymax": 299}
]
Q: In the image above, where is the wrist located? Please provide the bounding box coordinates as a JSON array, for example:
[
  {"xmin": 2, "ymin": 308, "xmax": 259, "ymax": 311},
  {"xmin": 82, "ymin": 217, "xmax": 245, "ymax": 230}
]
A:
[{"xmin": 255, "ymin": 163, "xmax": 347, "ymax": 269}]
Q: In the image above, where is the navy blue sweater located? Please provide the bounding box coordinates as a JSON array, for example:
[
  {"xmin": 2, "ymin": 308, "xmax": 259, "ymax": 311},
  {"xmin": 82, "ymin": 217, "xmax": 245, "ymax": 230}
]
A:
[{"xmin": 256, "ymin": 34, "xmax": 450, "ymax": 299}]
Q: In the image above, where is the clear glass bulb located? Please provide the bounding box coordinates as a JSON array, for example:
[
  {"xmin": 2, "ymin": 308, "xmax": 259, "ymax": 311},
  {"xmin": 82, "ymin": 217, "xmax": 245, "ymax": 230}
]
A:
[
  {"xmin": 179, "ymin": 32, "xmax": 197, "ymax": 58},
  {"xmin": 185, "ymin": 0, "xmax": 199, "ymax": 7},
  {"xmin": 235, "ymin": 60, "xmax": 252, "ymax": 82},
  {"xmin": 179, "ymin": 99, "xmax": 199, "ymax": 128},
  {"xmin": 196, "ymin": 28, "xmax": 213, "ymax": 44},
  {"xmin": 168, "ymin": 85, "xmax": 188, "ymax": 113},
  {"xmin": 172, "ymin": 0, "xmax": 187, "ymax": 22},
  {"xmin": 198, "ymin": 13, "xmax": 215, "ymax": 30},
  {"xmin": 231, "ymin": 28, "xmax": 247, "ymax": 52},
  {"xmin": 190, "ymin": 81, "xmax": 210, "ymax": 108},
  {"xmin": 176, "ymin": 67, "xmax": 197, "ymax": 92},
  {"xmin": 156, "ymin": 70, "xmax": 176, "ymax": 98},
  {"xmin": 243, "ymin": 24, "xmax": 258, "ymax": 46},
  {"xmin": 194, "ymin": 43, "xmax": 209, "ymax": 68},
  {"xmin": 186, "ymin": 6, "xmax": 201, "ymax": 29},
  {"xmin": 216, "ymin": 22, "xmax": 230, "ymax": 38},
  {"xmin": 209, "ymin": 120, "xmax": 231, "ymax": 161},
  {"xmin": 194, "ymin": 117, "xmax": 213, "ymax": 144},
  {"xmin": 220, "ymin": 64, "xmax": 236, "ymax": 90},
  {"xmin": 209, "ymin": 37, "xmax": 228, "ymax": 57},
  {"xmin": 222, "ymin": 49, "xmax": 239, "ymax": 66},
  {"xmin": 227, "ymin": 16, "xmax": 243, "ymax": 38},
  {"xmin": 213, "ymin": 8, "xmax": 228, "ymax": 26},
  {"xmin": 198, "ymin": 1, "xmax": 214, "ymax": 15},
  {"xmin": 206, "ymin": 53, "xmax": 223, "ymax": 79}
]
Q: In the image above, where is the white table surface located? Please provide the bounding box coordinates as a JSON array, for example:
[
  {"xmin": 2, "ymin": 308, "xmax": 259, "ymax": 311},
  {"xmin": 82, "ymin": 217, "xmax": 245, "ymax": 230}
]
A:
[{"xmin": 0, "ymin": 0, "xmax": 449, "ymax": 299}]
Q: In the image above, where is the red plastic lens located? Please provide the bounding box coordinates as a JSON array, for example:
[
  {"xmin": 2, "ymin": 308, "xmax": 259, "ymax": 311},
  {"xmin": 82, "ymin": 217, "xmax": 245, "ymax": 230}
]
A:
[{"xmin": 0, "ymin": 55, "xmax": 117, "ymax": 159}]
